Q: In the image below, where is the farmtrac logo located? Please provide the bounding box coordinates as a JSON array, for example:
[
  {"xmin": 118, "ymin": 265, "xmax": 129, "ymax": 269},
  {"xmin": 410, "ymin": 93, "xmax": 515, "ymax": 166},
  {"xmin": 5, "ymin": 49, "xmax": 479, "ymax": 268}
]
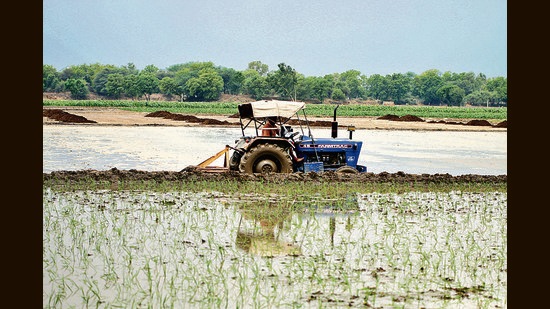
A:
[{"xmin": 300, "ymin": 144, "xmax": 353, "ymax": 148}]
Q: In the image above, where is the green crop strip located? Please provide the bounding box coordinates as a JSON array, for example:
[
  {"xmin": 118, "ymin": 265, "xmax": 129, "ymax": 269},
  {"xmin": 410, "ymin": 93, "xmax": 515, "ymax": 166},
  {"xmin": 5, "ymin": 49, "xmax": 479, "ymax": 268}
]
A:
[
  {"xmin": 43, "ymin": 100, "xmax": 507, "ymax": 120},
  {"xmin": 43, "ymin": 177, "xmax": 506, "ymax": 194}
]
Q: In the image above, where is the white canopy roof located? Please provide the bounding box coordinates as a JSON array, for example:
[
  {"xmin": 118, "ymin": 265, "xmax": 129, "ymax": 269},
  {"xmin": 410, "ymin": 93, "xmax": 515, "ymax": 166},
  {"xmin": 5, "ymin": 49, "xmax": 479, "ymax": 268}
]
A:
[{"xmin": 240, "ymin": 100, "xmax": 306, "ymax": 119}]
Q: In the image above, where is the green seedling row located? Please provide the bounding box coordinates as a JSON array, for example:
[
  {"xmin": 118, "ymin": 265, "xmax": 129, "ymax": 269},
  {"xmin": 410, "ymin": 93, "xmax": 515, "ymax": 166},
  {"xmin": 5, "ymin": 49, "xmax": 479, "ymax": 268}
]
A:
[
  {"xmin": 43, "ymin": 100, "xmax": 507, "ymax": 120},
  {"xmin": 43, "ymin": 188, "xmax": 507, "ymax": 308},
  {"xmin": 43, "ymin": 177, "xmax": 507, "ymax": 194}
]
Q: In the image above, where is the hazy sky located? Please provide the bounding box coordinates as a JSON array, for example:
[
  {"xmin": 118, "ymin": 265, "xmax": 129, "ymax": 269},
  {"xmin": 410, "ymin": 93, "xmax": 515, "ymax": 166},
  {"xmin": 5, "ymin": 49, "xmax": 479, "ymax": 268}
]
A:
[{"xmin": 43, "ymin": 0, "xmax": 507, "ymax": 78}]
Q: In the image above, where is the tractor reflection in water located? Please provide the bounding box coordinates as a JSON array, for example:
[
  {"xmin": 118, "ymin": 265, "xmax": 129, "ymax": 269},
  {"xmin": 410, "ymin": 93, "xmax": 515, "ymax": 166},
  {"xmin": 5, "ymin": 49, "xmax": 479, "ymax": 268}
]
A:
[
  {"xmin": 234, "ymin": 193, "xmax": 359, "ymax": 257},
  {"xmin": 235, "ymin": 202, "xmax": 301, "ymax": 257}
]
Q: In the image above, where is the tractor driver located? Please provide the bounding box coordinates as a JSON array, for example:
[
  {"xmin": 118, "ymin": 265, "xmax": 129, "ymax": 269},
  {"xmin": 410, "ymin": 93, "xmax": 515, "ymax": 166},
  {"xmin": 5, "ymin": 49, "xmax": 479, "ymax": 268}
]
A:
[
  {"xmin": 261, "ymin": 116, "xmax": 304, "ymax": 162},
  {"xmin": 261, "ymin": 117, "xmax": 278, "ymax": 137}
]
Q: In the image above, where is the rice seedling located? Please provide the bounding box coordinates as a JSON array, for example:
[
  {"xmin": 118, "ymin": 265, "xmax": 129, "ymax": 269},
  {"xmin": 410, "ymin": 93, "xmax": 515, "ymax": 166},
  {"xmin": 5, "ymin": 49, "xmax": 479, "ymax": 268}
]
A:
[{"xmin": 43, "ymin": 187, "xmax": 506, "ymax": 308}]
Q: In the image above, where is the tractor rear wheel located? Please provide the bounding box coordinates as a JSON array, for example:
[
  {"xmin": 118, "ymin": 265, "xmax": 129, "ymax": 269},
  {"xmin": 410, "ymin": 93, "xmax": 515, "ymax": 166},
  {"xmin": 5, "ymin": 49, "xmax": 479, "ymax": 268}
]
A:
[
  {"xmin": 335, "ymin": 166, "xmax": 359, "ymax": 174},
  {"xmin": 239, "ymin": 144, "xmax": 293, "ymax": 174}
]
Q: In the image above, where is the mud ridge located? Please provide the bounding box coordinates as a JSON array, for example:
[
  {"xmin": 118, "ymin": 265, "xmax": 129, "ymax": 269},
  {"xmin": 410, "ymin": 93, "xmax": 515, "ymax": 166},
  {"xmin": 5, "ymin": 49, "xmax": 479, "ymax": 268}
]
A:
[
  {"xmin": 43, "ymin": 108, "xmax": 506, "ymax": 128},
  {"xmin": 145, "ymin": 111, "xmax": 230, "ymax": 125},
  {"xmin": 146, "ymin": 111, "xmax": 335, "ymax": 127},
  {"xmin": 43, "ymin": 168, "xmax": 507, "ymax": 184},
  {"xmin": 378, "ymin": 114, "xmax": 507, "ymax": 128},
  {"xmin": 43, "ymin": 109, "xmax": 97, "ymax": 123}
]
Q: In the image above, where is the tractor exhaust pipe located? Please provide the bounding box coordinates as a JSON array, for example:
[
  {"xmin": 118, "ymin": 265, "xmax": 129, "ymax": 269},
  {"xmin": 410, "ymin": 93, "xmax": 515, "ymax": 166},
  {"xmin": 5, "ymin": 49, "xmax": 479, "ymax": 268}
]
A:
[{"xmin": 331, "ymin": 105, "xmax": 339, "ymax": 138}]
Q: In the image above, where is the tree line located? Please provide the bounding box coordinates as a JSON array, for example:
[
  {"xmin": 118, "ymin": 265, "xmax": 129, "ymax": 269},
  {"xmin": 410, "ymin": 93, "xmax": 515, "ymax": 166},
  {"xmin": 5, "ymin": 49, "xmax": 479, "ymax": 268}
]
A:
[{"xmin": 43, "ymin": 61, "xmax": 507, "ymax": 106}]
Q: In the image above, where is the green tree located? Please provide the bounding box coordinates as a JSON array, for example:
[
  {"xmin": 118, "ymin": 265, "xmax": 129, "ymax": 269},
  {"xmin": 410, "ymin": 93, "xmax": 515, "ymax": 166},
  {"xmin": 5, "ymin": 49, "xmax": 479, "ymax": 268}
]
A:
[
  {"xmin": 158, "ymin": 77, "xmax": 179, "ymax": 99},
  {"xmin": 60, "ymin": 63, "xmax": 105, "ymax": 85},
  {"xmin": 217, "ymin": 66, "xmax": 244, "ymax": 94},
  {"xmin": 386, "ymin": 73, "xmax": 412, "ymax": 104},
  {"xmin": 142, "ymin": 64, "xmax": 160, "ymax": 75},
  {"xmin": 485, "ymin": 77, "xmax": 507, "ymax": 104},
  {"xmin": 92, "ymin": 66, "xmax": 124, "ymax": 96},
  {"xmin": 121, "ymin": 62, "xmax": 139, "ymax": 75},
  {"xmin": 137, "ymin": 73, "xmax": 159, "ymax": 101},
  {"xmin": 311, "ymin": 76, "xmax": 333, "ymax": 103},
  {"xmin": 64, "ymin": 78, "xmax": 89, "ymax": 99},
  {"xmin": 43, "ymin": 65, "xmax": 62, "ymax": 92},
  {"xmin": 105, "ymin": 73, "xmax": 126, "ymax": 99},
  {"xmin": 331, "ymin": 88, "xmax": 346, "ymax": 101},
  {"xmin": 247, "ymin": 61, "xmax": 269, "ymax": 76},
  {"xmin": 475, "ymin": 73, "xmax": 487, "ymax": 92},
  {"xmin": 327, "ymin": 73, "xmax": 350, "ymax": 99},
  {"xmin": 124, "ymin": 75, "xmax": 140, "ymax": 99},
  {"xmin": 340, "ymin": 70, "xmax": 365, "ymax": 99},
  {"xmin": 436, "ymin": 84, "xmax": 465, "ymax": 106},
  {"xmin": 366, "ymin": 74, "xmax": 389, "ymax": 101},
  {"xmin": 173, "ymin": 69, "xmax": 196, "ymax": 101},
  {"xmin": 185, "ymin": 68, "xmax": 224, "ymax": 101},
  {"xmin": 465, "ymin": 90, "xmax": 494, "ymax": 106},
  {"xmin": 169, "ymin": 62, "xmax": 218, "ymax": 101},
  {"xmin": 293, "ymin": 74, "xmax": 309, "ymax": 101},
  {"xmin": 267, "ymin": 63, "xmax": 298, "ymax": 100},
  {"xmin": 442, "ymin": 71, "xmax": 478, "ymax": 96},
  {"xmin": 413, "ymin": 69, "xmax": 444, "ymax": 105},
  {"xmin": 242, "ymin": 70, "xmax": 269, "ymax": 100}
]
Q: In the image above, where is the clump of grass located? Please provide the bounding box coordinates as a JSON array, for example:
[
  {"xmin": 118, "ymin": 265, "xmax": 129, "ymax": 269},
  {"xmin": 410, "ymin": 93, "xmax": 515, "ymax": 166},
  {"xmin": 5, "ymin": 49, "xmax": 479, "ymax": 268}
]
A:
[{"xmin": 43, "ymin": 176, "xmax": 506, "ymax": 194}]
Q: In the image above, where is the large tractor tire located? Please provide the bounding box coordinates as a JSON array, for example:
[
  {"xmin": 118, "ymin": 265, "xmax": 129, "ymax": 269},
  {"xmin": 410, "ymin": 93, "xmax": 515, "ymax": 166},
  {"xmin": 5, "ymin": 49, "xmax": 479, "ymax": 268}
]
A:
[
  {"xmin": 335, "ymin": 166, "xmax": 359, "ymax": 174},
  {"xmin": 239, "ymin": 144, "xmax": 293, "ymax": 174}
]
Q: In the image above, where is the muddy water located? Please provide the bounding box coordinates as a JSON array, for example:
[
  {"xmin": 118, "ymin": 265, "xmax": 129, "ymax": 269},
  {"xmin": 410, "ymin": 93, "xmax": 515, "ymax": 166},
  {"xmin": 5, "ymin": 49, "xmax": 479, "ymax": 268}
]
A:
[{"xmin": 43, "ymin": 125, "xmax": 507, "ymax": 175}]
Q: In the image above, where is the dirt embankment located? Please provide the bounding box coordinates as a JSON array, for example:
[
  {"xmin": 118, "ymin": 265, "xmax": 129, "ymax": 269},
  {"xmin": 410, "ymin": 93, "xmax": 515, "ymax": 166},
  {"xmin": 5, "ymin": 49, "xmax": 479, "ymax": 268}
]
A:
[
  {"xmin": 43, "ymin": 109, "xmax": 97, "ymax": 123},
  {"xmin": 43, "ymin": 168, "xmax": 507, "ymax": 185},
  {"xmin": 43, "ymin": 108, "xmax": 507, "ymax": 129},
  {"xmin": 378, "ymin": 114, "xmax": 507, "ymax": 128}
]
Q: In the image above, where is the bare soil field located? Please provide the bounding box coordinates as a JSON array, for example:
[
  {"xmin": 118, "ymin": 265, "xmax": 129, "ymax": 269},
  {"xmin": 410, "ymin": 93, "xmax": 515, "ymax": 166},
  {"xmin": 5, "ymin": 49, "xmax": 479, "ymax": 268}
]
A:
[{"xmin": 43, "ymin": 106, "xmax": 507, "ymax": 132}]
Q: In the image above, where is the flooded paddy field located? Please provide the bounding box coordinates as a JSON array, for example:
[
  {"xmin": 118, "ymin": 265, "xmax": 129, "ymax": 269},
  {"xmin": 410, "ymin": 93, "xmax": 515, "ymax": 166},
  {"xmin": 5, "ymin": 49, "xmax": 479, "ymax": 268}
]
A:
[
  {"xmin": 43, "ymin": 188, "xmax": 507, "ymax": 308},
  {"xmin": 42, "ymin": 125, "xmax": 507, "ymax": 176}
]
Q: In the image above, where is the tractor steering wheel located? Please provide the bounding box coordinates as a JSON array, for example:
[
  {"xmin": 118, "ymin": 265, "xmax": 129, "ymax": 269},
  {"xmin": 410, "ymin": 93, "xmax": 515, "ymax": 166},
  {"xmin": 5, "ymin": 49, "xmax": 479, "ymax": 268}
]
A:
[{"xmin": 286, "ymin": 131, "xmax": 300, "ymax": 140}]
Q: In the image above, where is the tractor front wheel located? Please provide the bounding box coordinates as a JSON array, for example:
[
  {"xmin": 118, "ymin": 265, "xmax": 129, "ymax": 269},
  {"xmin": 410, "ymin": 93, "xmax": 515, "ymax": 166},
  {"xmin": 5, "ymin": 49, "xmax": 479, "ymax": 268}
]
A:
[
  {"xmin": 335, "ymin": 166, "xmax": 359, "ymax": 174},
  {"xmin": 239, "ymin": 144, "xmax": 293, "ymax": 174}
]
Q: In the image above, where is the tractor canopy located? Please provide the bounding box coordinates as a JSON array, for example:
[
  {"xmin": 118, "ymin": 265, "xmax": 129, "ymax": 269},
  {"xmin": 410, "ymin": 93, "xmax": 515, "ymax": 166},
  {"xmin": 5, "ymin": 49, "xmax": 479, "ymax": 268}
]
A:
[{"xmin": 238, "ymin": 100, "xmax": 306, "ymax": 120}]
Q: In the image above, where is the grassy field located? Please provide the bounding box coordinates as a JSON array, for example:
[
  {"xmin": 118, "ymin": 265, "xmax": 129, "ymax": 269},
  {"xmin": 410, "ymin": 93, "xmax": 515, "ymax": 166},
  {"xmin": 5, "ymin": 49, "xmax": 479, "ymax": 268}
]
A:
[{"xmin": 43, "ymin": 99, "xmax": 508, "ymax": 120}]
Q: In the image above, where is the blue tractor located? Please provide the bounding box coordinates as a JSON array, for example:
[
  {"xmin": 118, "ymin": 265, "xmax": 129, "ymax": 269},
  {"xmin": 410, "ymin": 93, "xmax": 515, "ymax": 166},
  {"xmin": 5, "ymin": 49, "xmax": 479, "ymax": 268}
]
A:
[{"xmin": 228, "ymin": 100, "xmax": 367, "ymax": 174}]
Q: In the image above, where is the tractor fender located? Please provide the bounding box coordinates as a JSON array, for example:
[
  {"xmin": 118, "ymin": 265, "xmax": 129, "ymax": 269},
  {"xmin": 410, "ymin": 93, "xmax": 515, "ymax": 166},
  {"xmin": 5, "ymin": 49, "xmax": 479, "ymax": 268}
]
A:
[{"xmin": 245, "ymin": 137, "xmax": 295, "ymax": 151}]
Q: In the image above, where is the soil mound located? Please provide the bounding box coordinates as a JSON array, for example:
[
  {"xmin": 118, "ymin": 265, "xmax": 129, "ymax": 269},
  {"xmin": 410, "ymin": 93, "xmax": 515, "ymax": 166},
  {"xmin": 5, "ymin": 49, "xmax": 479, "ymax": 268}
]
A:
[
  {"xmin": 377, "ymin": 114, "xmax": 425, "ymax": 122},
  {"xmin": 145, "ymin": 111, "xmax": 337, "ymax": 127},
  {"xmin": 495, "ymin": 120, "xmax": 507, "ymax": 128},
  {"xmin": 145, "ymin": 111, "xmax": 230, "ymax": 125},
  {"xmin": 43, "ymin": 109, "xmax": 97, "ymax": 123},
  {"xmin": 378, "ymin": 114, "xmax": 400, "ymax": 121},
  {"xmin": 144, "ymin": 110, "xmax": 173, "ymax": 118},
  {"xmin": 286, "ymin": 119, "xmax": 334, "ymax": 127},
  {"xmin": 465, "ymin": 119, "xmax": 492, "ymax": 126},
  {"xmin": 43, "ymin": 168, "xmax": 507, "ymax": 185},
  {"xmin": 379, "ymin": 113, "xmax": 506, "ymax": 128},
  {"xmin": 398, "ymin": 115, "xmax": 424, "ymax": 122}
]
